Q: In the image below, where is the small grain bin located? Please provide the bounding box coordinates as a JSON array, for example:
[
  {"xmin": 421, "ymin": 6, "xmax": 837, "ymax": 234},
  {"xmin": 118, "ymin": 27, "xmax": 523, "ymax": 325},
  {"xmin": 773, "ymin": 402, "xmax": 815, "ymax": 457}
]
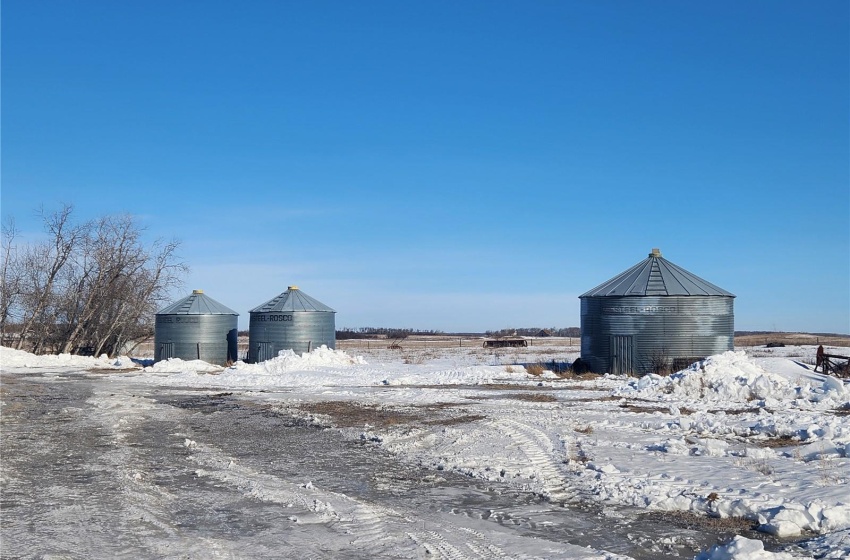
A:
[
  {"xmin": 155, "ymin": 290, "xmax": 239, "ymax": 365},
  {"xmin": 248, "ymin": 286, "xmax": 336, "ymax": 362},
  {"xmin": 579, "ymin": 249, "xmax": 735, "ymax": 375}
]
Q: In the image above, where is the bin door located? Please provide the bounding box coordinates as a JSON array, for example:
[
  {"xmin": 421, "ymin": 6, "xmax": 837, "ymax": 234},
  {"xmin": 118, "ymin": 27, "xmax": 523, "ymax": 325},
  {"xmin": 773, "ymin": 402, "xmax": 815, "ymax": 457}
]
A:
[
  {"xmin": 256, "ymin": 342, "xmax": 275, "ymax": 363},
  {"xmin": 610, "ymin": 335, "xmax": 633, "ymax": 376},
  {"xmin": 158, "ymin": 342, "xmax": 175, "ymax": 361}
]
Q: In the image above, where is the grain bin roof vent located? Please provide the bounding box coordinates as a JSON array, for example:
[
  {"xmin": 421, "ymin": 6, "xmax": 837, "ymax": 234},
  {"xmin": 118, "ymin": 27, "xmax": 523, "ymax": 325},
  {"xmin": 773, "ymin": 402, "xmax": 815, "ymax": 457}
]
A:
[
  {"xmin": 156, "ymin": 291, "xmax": 239, "ymax": 315},
  {"xmin": 250, "ymin": 287, "xmax": 335, "ymax": 313},
  {"xmin": 579, "ymin": 249, "xmax": 735, "ymax": 298}
]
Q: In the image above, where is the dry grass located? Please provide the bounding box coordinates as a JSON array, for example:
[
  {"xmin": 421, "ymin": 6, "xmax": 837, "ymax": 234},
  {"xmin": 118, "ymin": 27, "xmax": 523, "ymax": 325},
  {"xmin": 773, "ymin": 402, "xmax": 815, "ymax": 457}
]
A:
[
  {"xmin": 733, "ymin": 454, "xmax": 776, "ymax": 476},
  {"xmin": 525, "ymin": 363, "xmax": 546, "ymax": 376},
  {"xmin": 557, "ymin": 371, "xmax": 602, "ymax": 380},
  {"xmin": 815, "ymin": 453, "xmax": 845, "ymax": 485},
  {"xmin": 568, "ymin": 442, "xmax": 592, "ymax": 463}
]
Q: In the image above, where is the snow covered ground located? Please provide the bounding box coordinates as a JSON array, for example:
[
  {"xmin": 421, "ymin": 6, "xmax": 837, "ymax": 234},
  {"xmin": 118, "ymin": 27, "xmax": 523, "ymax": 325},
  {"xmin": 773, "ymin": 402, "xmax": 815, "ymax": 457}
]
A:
[{"xmin": 2, "ymin": 340, "xmax": 849, "ymax": 559}]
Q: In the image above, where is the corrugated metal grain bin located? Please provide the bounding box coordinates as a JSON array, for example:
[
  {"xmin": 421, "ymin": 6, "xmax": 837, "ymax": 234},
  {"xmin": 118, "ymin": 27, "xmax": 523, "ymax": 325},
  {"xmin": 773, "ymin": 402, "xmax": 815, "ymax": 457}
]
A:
[
  {"xmin": 155, "ymin": 290, "xmax": 239, "ymax": 366},
  {"xmin": 579, "ymin": 249, "xmax": 735, "ymax": 375},
  {"xmin": 248, "ymin": 286, "xmax": 336, "ymax": 362}
]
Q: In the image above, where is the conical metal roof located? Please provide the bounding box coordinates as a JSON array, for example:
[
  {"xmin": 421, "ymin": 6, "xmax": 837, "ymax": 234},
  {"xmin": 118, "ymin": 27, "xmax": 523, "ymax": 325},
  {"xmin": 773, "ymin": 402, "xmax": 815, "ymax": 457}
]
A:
[
  {"xmin": 156, "ymin": 290, "xmax": 239, "ymax": 315},
  {"xmin": 580, "ymin": 249, "xmax": 735, "ymax": 298},
  {"xmin": 250, "ymin": 286, "xmax": 336, "ymax": 313}
]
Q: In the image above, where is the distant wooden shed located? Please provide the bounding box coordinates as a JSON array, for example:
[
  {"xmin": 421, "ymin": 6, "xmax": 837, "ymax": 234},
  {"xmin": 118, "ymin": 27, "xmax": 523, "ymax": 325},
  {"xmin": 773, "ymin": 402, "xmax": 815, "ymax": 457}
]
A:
[{"xmin": 483, "ymin": 337, "xmax": 528, "ymax": 348}]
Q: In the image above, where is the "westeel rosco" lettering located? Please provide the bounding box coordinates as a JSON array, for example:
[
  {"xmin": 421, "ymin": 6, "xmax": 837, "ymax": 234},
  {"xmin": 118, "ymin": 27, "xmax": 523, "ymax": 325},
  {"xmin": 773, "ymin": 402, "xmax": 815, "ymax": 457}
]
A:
[
  {"xmin": 602, "ymin": 306, "xmax": 677, "ymax": 314},
  {"xmin": 254, "ymin": 314, "xmax": 294, "ymax": 322}
]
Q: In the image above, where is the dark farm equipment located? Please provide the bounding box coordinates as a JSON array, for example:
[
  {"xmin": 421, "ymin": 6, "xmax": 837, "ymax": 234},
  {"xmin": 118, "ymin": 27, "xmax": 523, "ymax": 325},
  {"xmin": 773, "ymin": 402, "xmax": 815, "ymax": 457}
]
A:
[
  {"xmin": 817, "ymin": 354, "xmax": 850, "ymax": 377},
  {"xmin": 387, "ymin": 336, "xmax": 407, "ymax": 350},
  {"xmin": 815, "ymin": 346, "xmax": 850, "ymax": 378}
]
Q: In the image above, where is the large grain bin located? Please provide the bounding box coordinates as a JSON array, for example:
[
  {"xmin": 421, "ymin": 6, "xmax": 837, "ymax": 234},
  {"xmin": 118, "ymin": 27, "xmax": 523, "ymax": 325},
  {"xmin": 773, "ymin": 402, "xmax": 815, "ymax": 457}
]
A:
[
  {"xmin": 248, "ymin": 286, "xmax": 336, "ymax": 362},
  {"xmin": 579, "ymin": 249, "xmax": 734, "ymax": 375},
  {"xmin": 155, "ymin": 290, "xmax": 239, "ymax": 365}
]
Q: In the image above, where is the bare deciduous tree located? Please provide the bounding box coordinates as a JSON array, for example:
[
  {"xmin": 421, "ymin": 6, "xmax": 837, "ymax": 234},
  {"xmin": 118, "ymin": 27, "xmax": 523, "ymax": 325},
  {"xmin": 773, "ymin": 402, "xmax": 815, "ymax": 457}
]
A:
[
  {"xmin": 14, "ymin": 205, "xmax": 83, "ymax": 351},
  {"xmin": 2, "ymin": 205, "xmax": 187, "ymax": 356},
  {"xmin": 0, "ymin": 219, "xmax": 23, "ymax": 342}
]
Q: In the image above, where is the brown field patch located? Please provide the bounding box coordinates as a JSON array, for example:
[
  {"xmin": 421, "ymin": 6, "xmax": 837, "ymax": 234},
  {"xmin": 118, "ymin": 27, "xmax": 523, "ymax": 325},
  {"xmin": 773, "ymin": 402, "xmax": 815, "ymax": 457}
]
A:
[
  {"xmin": 297, "ymin": 400, "xmax": 484, "ymax": 429},
  {"xmin": 735, "ymin": 333, "xmax": 850, "ymax": 348}
]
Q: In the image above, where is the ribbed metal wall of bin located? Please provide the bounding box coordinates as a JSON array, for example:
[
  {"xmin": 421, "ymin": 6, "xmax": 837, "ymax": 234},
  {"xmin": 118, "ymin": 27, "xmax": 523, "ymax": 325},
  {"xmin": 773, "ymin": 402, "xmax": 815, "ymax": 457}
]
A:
[
  {"xmin": 248, "ymin": 286, "xmax": 336, "ymax": 362},
  {"xmin": 579, "ymin": 249, "xmax": 735, "ymax": 375},
  {"xmin": 154, "ymin": 290, "xmax": 239, "ymax": 366}
]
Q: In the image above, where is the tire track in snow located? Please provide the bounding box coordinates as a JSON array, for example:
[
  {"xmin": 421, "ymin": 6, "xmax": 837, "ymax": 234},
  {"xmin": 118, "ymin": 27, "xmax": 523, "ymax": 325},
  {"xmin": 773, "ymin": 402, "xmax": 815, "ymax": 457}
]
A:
[
  {"xmin": 86, "ymin": 390, "xmax": 185, "ymax": 544},
  {"xmin": 456, "ymin": 527, "xmax": 510, "ymax": 559},
  {"xmin": 489, "ymin": 417, "xmax": 575, "ymax": 503},
  {"xmin": 186, "ymin": 441, "xmax": 430, "ymax": 557},
  {"xmin": 186, "ymin": 441, "xmax": 529, "ymax": 559},
  {"xmin": 188, "ymin": 443, "xmax": 513, "ymax": 559}
]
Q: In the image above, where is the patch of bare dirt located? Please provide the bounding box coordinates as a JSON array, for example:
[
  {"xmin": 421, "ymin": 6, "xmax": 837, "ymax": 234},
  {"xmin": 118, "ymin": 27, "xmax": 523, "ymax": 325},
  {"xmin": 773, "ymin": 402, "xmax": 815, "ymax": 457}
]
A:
[
  {"xmin": 425, "ymin": 414, "xmax": 486, "ymax": 426},
  {"xmin": 641, "ymin": 510, "xmax": 759, "ymax": 534},
  {"xmin": 614, "ymin": 398, "xmax": 695, "ymax": 415},
  {"xmin": 86, "ymin": 367, "xmax": 142, "ymax": 374},
  {"xmin": 469, "ymin": 392, "xmax": 558, "ymax": 403},
  {"xmin": 748, "ymin": 434, "xmax": 803, "ymax": 448},
  {"xmin": 297, "ymin": 401, "xmax": 485, "ymax": 429}
]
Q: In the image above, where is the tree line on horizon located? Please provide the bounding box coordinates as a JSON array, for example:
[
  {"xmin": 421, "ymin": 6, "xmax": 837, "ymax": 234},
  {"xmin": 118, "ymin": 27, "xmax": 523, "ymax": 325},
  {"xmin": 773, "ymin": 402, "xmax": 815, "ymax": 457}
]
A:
[{"xmin": 332, "ymin": 326, "xmax": 583, "ymax": 339}]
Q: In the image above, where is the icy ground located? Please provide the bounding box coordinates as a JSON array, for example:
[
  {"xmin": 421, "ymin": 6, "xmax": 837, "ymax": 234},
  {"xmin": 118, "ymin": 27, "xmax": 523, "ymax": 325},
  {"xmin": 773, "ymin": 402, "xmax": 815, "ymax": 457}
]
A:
[{"xmin": 2, "ymin": 341, "xmax": 849, "ymax": 559}]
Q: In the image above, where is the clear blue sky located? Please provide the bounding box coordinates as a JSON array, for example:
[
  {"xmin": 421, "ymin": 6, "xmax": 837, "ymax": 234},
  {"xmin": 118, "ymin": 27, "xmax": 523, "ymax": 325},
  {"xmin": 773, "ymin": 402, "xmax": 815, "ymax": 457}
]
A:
[{"xmin": 3, "ymin": 1, "xmax": 848, "ymax": 333}]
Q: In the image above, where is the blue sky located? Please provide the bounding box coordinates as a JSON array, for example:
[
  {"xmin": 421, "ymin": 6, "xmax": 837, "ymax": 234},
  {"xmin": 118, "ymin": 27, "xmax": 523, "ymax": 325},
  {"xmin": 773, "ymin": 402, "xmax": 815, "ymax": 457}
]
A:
[{"xmin": 3, "ymin": 1, "xmax": 848, "ymax": 333}]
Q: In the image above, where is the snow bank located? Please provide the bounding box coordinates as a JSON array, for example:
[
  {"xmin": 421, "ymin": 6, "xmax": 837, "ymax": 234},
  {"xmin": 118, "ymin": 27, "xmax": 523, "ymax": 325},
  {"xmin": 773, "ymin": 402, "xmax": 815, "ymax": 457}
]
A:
[
  {"xmin": 620, "ymin": 351, "xmax": 847, "ymax": 407},
  {"xmin": 695, "ymin": 535, "xmax": 795, "ymax": 560},
  {"xmin": 137, "ymin": 345, "xmax": 531, "ymax": 389},
  {"xmin": 0, "ymin": 346, "xmax": 137, "ymax": 370},
  {"xmin": 143, "ymin": 346, "xmax": 367, "ymax": 377},
  {"xmin": 144, "ymin": 357, "xmax": 223, "ymax": 374}
]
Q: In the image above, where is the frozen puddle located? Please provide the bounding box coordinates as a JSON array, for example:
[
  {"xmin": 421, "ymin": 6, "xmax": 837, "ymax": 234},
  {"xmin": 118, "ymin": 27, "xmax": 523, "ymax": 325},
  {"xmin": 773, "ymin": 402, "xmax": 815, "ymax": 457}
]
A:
[{"xmin": 2, "ymin": 373, "xmax": 789, "ymax": 559}]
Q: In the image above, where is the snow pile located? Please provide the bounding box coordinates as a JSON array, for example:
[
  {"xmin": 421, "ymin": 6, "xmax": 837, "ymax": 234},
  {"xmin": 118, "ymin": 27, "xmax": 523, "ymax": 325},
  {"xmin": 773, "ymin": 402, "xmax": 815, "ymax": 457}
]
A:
[
  {"xmin": 621, "ymin": 351, "xmax": 846, "ymax": 407},
  {"xmin": 799, "ymin": 528, "xmax": 850, "ymax": 559},
  {"xmin": 756, "ymin": 501, "xmax": 850, "ymax": 538},
  {"xmin": 144, "ymin": 357, "xmax": 223, "ymax": 374},
  {"xmin": 143, "ymin": 346, "xmax": 366, "ymax": 377},
  {"xmin": 0, "ymin": 346, "xmax": 136, "ymax": 370},
  {"xmin": 248, "ymin": 346, "xmax": 368, "ymax": 372},
  {"xmin": 695, "ymin": 535, "xmax": 795, "ymax": 560}
]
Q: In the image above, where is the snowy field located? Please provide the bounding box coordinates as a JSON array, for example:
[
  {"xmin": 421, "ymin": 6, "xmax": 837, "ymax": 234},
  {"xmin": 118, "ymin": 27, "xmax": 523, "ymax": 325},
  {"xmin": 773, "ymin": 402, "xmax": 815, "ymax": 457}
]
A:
[{"xmin": 2, "ymin": 340, "xmax": 849, "ymax": 559}]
